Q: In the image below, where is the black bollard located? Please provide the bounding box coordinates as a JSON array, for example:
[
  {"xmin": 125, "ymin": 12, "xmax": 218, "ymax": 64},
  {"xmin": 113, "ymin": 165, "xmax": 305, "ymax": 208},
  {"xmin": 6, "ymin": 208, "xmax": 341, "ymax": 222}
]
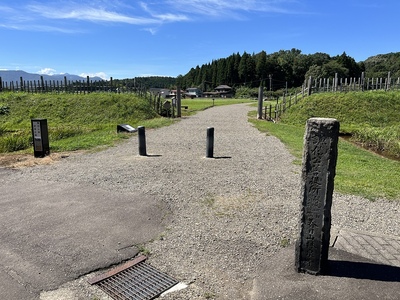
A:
[
  {"xmin": 206, "ymin": 127, "xmax": 214, "ymax": 158},
  {"xmin": 138, "ymin": 126, "xmax": 147, "ymax": 156}
]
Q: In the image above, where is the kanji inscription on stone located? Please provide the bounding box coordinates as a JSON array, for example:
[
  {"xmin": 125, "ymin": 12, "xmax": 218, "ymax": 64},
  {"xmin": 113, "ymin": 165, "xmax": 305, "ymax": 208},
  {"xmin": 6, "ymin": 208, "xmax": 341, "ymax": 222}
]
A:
[{"xmin": 295, "ymin": 118, "xmax": 339, "ymax": 275}]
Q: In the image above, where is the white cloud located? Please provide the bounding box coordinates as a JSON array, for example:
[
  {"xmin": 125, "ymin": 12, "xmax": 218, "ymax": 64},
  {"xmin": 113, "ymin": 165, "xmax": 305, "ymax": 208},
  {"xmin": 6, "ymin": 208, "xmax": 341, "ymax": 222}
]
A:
[
  {"xmin": 142, "ymin": 27, "xmax": 158, "ymax": 35},
  {"xmin": 27, "ymin": 3, "xmax": 160, "ymax": 25},
  {"xmin": 80, "ymin": 72, "xmax": 108, "ymax": 80},
  {"xmin": 164, "ymin": 0, "xmax": 297, "ymax": 16},
  {"xmin": 1, "ymin": 0, "xmax": 300, "ymax": 35},
  {"xmin": 140, "ymin": 2, "xmax": 188, "ymax": 22},
  {"xmin": 38, "ymin": 68, "xmax": 57, "ymax": 75}
]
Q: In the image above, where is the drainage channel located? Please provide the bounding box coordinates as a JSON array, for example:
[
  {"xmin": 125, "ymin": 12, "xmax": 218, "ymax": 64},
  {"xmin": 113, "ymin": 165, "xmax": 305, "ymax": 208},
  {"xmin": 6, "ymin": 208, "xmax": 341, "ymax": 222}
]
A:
[{"xmin": 88, "ymin": 255, "xmax": 178, "ymax": 300}]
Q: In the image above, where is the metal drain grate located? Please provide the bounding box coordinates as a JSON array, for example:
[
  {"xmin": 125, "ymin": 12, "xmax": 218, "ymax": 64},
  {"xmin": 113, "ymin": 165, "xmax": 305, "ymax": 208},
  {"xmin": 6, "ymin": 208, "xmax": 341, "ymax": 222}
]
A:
[{"xmin": 88, "ymin": 255, "xmax": 178, "ymax": 300}]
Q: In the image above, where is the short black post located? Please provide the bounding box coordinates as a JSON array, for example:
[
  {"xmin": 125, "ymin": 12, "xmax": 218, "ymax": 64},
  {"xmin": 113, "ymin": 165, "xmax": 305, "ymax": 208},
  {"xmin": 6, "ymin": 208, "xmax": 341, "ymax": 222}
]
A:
[
  {"xmin": 138, "ymin": 126, "xmax": 147, "ymax": 156},
  {"xmin": 295, "ymin": 118, "xmax": 339, "ymax": 275},
  {"xmin": 206, "ymin": 127, "xmax": 214, "ymax": 158}
]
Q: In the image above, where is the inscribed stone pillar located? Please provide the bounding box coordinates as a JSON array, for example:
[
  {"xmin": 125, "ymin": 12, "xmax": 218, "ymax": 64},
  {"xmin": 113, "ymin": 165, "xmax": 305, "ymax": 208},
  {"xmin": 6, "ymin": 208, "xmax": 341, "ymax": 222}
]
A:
[{"xmin": 295, "ymin": 118, "xmax": 339, "ymax": 275}]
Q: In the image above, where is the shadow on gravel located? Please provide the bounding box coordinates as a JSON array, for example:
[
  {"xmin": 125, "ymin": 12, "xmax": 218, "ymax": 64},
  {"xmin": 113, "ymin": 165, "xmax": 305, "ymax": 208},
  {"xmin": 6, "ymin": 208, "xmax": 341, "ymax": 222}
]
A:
[
  {"xmin": 213, "ymin": 156, "xmax": 232, "ymax": 159},
  {"xmin": 327, "ymin": 260, "xmax": 400, "ymax": 282}
]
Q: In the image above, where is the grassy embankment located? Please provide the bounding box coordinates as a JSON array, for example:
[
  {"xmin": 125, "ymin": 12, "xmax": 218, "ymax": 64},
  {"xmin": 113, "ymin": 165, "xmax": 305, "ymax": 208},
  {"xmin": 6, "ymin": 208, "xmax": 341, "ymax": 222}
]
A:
[
  {"xmin": 250, "ymin": 91, "xmax": 400, "ymax": 200},
  {"xmin": 0, "ymin": 92, "xmax": 252, "ymax": 153}
]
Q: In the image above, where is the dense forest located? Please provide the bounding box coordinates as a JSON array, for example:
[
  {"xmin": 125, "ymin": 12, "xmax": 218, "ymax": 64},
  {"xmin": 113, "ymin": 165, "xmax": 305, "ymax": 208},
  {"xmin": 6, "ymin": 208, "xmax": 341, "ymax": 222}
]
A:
[{"xmin": 114, "ymin": 50, "xmax": 400, "ymax": 91}]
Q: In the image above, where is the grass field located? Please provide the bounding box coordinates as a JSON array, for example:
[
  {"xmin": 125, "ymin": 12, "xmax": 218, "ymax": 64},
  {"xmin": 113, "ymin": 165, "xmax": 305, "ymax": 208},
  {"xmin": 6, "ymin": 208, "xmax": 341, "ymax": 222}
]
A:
[{"xmin": 180, "ymin": 97, "xmax": 255, "ymax": 115}]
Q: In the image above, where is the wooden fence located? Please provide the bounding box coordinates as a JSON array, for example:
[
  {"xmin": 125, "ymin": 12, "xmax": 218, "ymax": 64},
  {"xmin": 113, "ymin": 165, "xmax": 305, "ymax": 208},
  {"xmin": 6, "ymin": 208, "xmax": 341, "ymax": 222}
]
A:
[
  {"xmin": 263, "ymin": 92, "xmax": 302, "ymax": 121},
  {"xmin": 305, "ymin": 72, "xmax": 400, "ymax": 94},
  {"xmin": 0, "ymin": 75, "xmax": 179, "ymax": 117},
  {"xmin": 263, "ymin": 71, "xmax": 400, "ymax": 121},
  {"xmin": 0, "ymin": 75, "xmax": 140, "ymax": 94}
]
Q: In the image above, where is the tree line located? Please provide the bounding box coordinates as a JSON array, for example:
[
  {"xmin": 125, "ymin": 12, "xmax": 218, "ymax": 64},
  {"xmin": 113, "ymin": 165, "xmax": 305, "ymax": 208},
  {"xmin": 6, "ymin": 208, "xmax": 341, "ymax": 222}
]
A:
[
  {"xmin": 179, "ymin": 50, "xmax": 400, "ymax": 91},
  {"xmin": 111, "ymin": 50, "xmax": 400, "ymax": 92}
]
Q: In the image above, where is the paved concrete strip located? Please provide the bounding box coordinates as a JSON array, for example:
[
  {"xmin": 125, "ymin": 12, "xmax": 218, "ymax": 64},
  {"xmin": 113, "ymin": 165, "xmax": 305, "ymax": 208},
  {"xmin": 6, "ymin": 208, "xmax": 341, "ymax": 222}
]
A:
[
  {"xmin": 334, "ymin": 228, "xmax": 400, "ymax": 267},
  {"xmin": 251, "ymin": 246, "xmax": 400, "ymax": 300},
  {"xmin": 0, "ymin": 265, "xmax": 35, "ymax": 300},
  {"xmin": 0, "ymin": 178, "xmax": 168, "ymax": 298}
]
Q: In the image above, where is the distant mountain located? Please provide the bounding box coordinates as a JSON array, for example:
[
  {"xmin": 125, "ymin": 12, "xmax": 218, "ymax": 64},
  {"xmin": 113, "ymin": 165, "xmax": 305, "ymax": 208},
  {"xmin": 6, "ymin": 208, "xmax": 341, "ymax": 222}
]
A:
[{"xmin": 0, "ymin": 70, "xmax": 104, "ymax": 83}]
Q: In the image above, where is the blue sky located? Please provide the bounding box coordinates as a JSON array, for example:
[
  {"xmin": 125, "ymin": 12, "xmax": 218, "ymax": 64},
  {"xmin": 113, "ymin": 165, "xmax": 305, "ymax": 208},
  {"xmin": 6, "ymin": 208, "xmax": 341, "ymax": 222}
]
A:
[{"xmin": 1, "ymin": 0, "xmax": 399, "ymax": 79}]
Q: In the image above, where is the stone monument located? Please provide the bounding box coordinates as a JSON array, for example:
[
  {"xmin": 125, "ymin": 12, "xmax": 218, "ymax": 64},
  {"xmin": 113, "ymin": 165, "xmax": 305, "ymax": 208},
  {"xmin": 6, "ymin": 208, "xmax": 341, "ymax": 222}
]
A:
[{"xmin": 295, "ymin": 118, "xmax": 339, "ymax": 275}]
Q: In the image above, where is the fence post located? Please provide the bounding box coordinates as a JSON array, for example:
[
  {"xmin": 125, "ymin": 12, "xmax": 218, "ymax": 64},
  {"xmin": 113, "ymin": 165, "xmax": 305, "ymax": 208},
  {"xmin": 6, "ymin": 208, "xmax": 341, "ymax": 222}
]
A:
[
  {"xmin": 177, "ymin": 86, "xmax": 182, "ymax": 118},
  {"xmin": 334, "ymin": 73, "xmax": 338, "ymax": 92},
  {"xmin": 20, "ymin": 77, "xmax": 24, "ymax": 92},
  {"xmin": 269, "ymin": 104, "xmax": 272, "ymax": 120},
  {"xmin": 361, "ymin": 72, "xmax": 365, "ymax": 91},
  {"xmin": 86, "ymin": 76, "xmax": 90, "ymax": 94},
  {"xmin": 295, "ymin": 118, "xmax": 339, "ymax": 275},
  {"xmin": 307, "ymin": 76, "xmax": 312, "ymax": 96},
  {"xmin": 257, "ymin": 85, "xmax": 264, "ymax": 119}
]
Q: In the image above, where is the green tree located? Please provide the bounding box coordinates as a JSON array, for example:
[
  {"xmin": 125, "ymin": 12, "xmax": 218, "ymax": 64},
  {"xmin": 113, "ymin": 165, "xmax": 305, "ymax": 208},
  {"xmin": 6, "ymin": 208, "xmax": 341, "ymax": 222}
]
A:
[
  {"xmin": 238, "ymin": 52, "xmax": 256, "ymax": 85},
  {"xmin": 217, "ymin": 59, "xmax": 227, "ymax": 85},
  {"xmin": 321, "ymin": 61, "xmax": 349, "ymax": 79},
  {"xmin": 335, "ymin": 52, "xmax": 361, "ymax": 77},
  {"xmin": 304, "ymin": 64, "xmax": 323, "ymax": 80},
  {"xmin": 255, "ymin": 50, "xmax": 268, "ymax": 83}
]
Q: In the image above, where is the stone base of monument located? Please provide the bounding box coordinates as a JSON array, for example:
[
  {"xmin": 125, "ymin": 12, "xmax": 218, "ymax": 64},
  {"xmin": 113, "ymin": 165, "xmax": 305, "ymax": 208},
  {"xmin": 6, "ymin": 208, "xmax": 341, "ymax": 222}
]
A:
[{"xmin": 251, "ymin": 245, "xmax": 400, "ymax": 300}]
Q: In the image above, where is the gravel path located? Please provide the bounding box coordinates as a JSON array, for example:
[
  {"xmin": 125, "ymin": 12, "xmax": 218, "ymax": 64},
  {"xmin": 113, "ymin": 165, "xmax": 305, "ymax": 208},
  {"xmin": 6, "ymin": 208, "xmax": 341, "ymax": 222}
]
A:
[{"xmin": 9, "ymin": 103, "xmax": 400, "ymax": 299}]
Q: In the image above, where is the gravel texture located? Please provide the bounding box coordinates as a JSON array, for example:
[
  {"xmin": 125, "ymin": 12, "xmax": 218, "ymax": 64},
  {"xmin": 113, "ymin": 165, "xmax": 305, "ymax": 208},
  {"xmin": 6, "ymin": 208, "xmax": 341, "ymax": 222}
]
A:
[{"xmin": 7, "ymin": 103, "xmax": 399, "ymax": 299}]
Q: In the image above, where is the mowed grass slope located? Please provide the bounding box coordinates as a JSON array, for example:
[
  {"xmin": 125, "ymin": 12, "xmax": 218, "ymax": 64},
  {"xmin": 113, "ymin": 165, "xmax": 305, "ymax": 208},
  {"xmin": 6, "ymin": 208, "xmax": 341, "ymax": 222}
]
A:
[
  {"xmin": 250, "ymin": 90, "xmax": 400, "ymax": 200},
  {"xmin": 281, "ymin": 91, "xmax": 400, "ymax": 158},
  {"xmin": 0, "ymin": 92, "xmax": 170, "ymax": 152}
]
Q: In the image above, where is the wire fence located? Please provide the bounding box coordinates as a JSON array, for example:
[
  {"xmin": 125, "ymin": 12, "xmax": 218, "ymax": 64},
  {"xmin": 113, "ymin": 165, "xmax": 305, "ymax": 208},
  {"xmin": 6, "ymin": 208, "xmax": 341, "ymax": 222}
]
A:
[{"xmin": 0, "ymin": 76, "xmax": 139, "ymax": 94}]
